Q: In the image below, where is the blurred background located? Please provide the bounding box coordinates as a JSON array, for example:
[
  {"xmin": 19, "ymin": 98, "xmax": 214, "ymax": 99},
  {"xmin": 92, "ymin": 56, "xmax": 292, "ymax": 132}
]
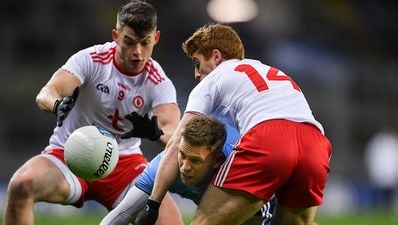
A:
[{"xmin": 1, "ymin": 0, "xmax": 398, "ymax": 222}]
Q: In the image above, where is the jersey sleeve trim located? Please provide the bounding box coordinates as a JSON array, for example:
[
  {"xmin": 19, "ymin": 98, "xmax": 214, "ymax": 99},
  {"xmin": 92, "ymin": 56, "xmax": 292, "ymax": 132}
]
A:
[{"xmin": 60, "ymin": 68, "xmax": 84, "ymax": 85}]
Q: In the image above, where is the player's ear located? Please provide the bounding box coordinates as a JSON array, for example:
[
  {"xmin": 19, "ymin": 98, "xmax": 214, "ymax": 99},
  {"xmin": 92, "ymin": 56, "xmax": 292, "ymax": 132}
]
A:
[
  {"xmin": 212, "ymin": 49, "xmax": 223, "ymax": 65},
  {"xmin": 112, "ymin": 29, "xmax": 119, "ymax": 44},
  {"xmin": 154, "ymin": 30, "xmax": 160, "ymax": 44}
]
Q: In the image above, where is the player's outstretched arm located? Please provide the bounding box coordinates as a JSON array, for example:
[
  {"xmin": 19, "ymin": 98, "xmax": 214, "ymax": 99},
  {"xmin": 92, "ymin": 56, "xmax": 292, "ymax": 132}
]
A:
[
  {"xmin": 136, "ymin": 112, "xmax": 198, "ymax": 225},
  {"xmin": 36, "ymin": 69, "xmax": 81, "ymax": 126},
  {"xmin": 100, "ymin": 186, "xmax": 149, "ymax": 225}
]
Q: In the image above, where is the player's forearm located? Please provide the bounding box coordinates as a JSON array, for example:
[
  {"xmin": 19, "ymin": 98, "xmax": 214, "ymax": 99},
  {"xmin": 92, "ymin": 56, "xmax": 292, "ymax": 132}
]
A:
[
  {"xmin": 151, "ymin": 113, "xmax": 197, "ymax": 202},
  {"xmin": 36, "ymin": 69, "xmax": 81, "ymax": 113},
  {"xmin": 150, "ymin": 142, "xmax": 179, "ymax": 202},
  {"xmin": 100, "ymin": 186, "xmax": 149, "ymax": 225},
  {"xmin": 154, "ymin": 105, "xmax": 181, "ymax": 146},
  {"xmin": 157, "ymin": 124, "xmax": 176, "ymax": 146},
  {"xmin": 36, "ymin": 86, "xmax": 60, "ymax": 113}
]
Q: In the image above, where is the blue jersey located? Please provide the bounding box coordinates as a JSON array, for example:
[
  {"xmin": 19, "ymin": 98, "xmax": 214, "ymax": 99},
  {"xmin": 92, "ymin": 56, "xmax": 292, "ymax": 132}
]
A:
[{"xmin": 135, "ymin": 124, "xmax": 240, "ymax": 204}]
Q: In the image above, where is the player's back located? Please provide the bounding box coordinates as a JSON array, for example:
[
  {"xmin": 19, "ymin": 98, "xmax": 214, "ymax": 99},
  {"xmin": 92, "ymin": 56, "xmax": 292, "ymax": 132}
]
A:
[{"xmin": 187, "ymin": 59, "xmax": 324, "ymax": 135}]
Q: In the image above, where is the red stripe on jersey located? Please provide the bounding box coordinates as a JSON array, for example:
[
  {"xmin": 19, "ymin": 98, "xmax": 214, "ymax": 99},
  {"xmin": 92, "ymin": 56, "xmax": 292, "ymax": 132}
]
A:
[
  {"xmin": 91, "ymin": 53, "xmax": 113, "ymax": 61},
  {"xmin": 150, "ymin": 62, "xmax": 165, "ymax": 83},
  {"xmin": 90, "ymin": 52, "xmax": 112, "ymax": 59},
  {"xmin": 93, "ymin": 57, "xmax": 113, "ymax": 65},
  {"xmin": 145, "ymin": 60, "xmax": 165, "ymax": 85},
  {"xmin": 90, "ymin": 47, "xmax": 115, "ymax": 56},
  {"xmin": 90, "ymin": 47, "xmax": 115, "ymax": 65}
]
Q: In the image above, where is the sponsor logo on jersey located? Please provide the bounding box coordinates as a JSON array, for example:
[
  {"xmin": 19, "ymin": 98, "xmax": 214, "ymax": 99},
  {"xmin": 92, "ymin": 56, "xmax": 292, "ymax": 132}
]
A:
[
  {"xmin": 96, "ymin": 83, "xmax": 110, "ymax": 94},
  {"xmin": 117, "ymin": 82, "xmax": 131, "ymax": 91}
]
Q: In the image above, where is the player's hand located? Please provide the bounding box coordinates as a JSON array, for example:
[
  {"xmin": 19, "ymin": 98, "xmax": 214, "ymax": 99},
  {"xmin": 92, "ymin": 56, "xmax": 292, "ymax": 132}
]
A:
[
  {"xmin": 121, "ymin": 112, "xmax": 164, "ymax": 141},
  {"xmin": 53, "ymin": 87, "xmax": 80, "ymax": 127},
  {"xmin": 135, "ymin": 198, "xmax": 160, "ymax": 225}
]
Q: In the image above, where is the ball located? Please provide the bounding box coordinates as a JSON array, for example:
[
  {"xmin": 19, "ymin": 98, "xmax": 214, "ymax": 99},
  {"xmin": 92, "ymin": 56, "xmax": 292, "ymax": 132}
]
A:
[{"xmin": 64, "ymin": 125, "xmax": 119, "ymax": 181}]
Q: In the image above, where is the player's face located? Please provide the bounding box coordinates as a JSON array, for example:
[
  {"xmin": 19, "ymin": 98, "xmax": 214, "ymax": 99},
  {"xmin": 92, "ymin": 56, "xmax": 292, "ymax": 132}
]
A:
[
  {"xmin": 112, "ymin": 25, "xmax": 160, "ymax": 74},
  {"xmin": 191, "ymin": 52, "xmax": 217, "ymax": 81},
  {"xmin": 178, "ymin": 138, "xmax": 221, "ymax": 186}
]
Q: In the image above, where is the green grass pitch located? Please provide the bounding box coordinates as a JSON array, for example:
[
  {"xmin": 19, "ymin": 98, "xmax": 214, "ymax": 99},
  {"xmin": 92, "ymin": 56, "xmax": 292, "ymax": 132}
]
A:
[{"xmin": 1, "ymin": 212, "xmax": 396, "ymax": 225}]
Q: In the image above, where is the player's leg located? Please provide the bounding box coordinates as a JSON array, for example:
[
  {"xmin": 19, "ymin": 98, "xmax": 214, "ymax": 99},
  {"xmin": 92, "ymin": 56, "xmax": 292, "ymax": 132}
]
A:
[
  {"xmin": 3, "ymin": 155, "xmax": 70, "ymax": 225},
  {"xmin": 273, "ymin": 123, "xmax": 331, "ymax": 225},
  {"xmin": 191, "ymin": 185, "xmax": 264, "ymax": 225},
  {"xmin": 242, "ymin": 196, "xmax": 276, "ymax": 225},
  {"xmin": 271, "ymin": 122, "xmax": 331, "ymax": 225},
  {"xmin": 241, "ymin": 216, "xmax": 262, "ymax": 225},
  {"xmin": 270, "ymin": 205, "xmax": 317, "ymax": 225},
  {"xmin": 156, "ymin": 192, "xmax": 184, "ymax": 225}
]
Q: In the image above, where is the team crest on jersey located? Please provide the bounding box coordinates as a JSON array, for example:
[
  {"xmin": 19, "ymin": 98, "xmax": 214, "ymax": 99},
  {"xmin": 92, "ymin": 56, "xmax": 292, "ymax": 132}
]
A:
[
  {"xmin": 133, "ymin": 96, "xmax": 144, "ymax": 109},
  {"xmin": 96, "ymin": 83, "xmax": 110, "ymax": 94}
]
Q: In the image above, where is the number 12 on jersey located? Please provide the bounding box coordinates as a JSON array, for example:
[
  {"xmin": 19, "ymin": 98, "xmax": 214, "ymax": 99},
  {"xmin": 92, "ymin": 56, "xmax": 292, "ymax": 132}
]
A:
[{"xmin": 234, "ymin": 64, "xmax": 301, "ymax": 92}]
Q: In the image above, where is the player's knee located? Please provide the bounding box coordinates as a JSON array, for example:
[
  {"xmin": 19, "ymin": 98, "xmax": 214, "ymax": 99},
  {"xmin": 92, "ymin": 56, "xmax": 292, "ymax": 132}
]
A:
[{"xmin": 7, "ymin": 174, "xmax": 35, "ymax": 200}]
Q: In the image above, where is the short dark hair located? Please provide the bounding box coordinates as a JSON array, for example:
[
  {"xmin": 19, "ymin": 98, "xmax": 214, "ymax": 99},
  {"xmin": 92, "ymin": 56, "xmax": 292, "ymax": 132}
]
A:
[
  {"xmin": 116, "ymin": 0, "xmax": 157, "ymax": 38},
  {"xmin": 181, "ymin": 115, "xmax": 227, "ymax": 153}
]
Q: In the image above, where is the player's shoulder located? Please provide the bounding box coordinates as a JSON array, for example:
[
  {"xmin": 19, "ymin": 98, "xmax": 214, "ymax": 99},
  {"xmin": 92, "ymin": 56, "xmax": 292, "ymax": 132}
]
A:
[
  {"xmin": 145, "ymin": 58, "xmax": 165, "ymax": 75},
  {"xmin": 84, "ymin": 41, "xmax": 116, "ymax": 52},
  {"xmin": 73, "ymin": 42, "xmax": 116, "ymax": 65},
  {"xmin": 84, "ymin": 42, "xmax": 116, "ymax": 65},
  {"xmin": 214, "ymin": 58, "xmax": 274, "ymax": 78},
  {"xmin": 221, "ymin": 58, "xmax": 269, "ymax": 68},
  {"xmin": 209, "ymin": 59, "xmax": 248, "ymax": 76}
]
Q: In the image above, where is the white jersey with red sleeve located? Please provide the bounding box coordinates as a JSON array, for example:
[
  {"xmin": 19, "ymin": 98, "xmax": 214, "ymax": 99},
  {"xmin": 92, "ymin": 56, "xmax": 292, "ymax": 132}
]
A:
[
  {"xmin": 46, "ymin": 42, "xmax": 177, "ymax": 155},
  {"xmin": 185, "ymin": 58, "xmax": 324, "ymax": 135}
]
